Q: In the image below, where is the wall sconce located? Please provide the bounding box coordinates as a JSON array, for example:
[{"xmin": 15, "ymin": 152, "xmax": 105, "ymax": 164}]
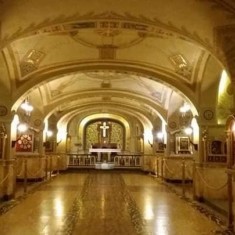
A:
[
  {"xmin": 180, "ymin": 102, "xmax": 190, "ymax": 114},
  {"xmin": 46, "ymin": 130, "xmax": 53, "ymax": 137},
  {"xmin": 17, "ymin": 98, "xmax": 34, "ymax": 133},
  {"xmin": 184, "ymin": 127, "xmax": 193, "ymax": 135},
  {"xmin": 21, "ymin": 98, "xmax": 33, "ymax": 115},
  {"xmin": 157, "ymin": 132, "xmax": 164, "ymax": 140},
  {"xmin": 17, "ymin": 123, "xmax": 29, "ymax": 132},
  {"xmin": 184, "ymin": 127, "xmax": 198, "ymax": 151}
]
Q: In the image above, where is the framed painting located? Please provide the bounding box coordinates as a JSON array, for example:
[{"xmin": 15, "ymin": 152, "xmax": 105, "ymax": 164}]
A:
[
  {"xmin": 16, "ymin": 134, "xmax": 33, "ymax": 152},
  {"xmin": 44, "ymin": 140, "xmax": 54, "ymax": 152},
  {"xmin": 176, "ymin": 135, "xmax": 191, "ymax": 154},
  {"xmin": 210, "ymin": 140, "xmax": 222, "ymax": 154}
]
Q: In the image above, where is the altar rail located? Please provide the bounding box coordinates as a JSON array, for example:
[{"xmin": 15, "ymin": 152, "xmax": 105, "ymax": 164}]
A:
[{"xmin": 67, "ymin": 153, "xmax": 142, "ymax": 168}]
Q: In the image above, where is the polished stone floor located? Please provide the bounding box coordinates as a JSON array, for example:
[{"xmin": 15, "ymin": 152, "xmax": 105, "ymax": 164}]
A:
[{"xmin": 0, "ymin": 171, "xmax": 230, "ymax": 235}]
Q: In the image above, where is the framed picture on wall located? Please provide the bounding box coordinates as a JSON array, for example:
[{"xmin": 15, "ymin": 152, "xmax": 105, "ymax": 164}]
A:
[
  {"xmin": 176, "ymin": 135, "xmax": 191, "ymax": 154},
  {"xmin": 16, "ymin": 134, "xmax": 33, "ymax": 152},
  {"xmin": 157, "ymin": 142, "xmax": 165, "ymax": 152},
  {"xmin": 210, "ymin": 140, "xmax": 222, "ymax": 154},
  {"xmin": 44, "ymin": 140, "xmax": 54, "ymax": 152}
]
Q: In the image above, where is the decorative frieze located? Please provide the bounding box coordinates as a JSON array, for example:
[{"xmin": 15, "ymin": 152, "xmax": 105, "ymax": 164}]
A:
[{"xmin": 1, "ymin": 11, "xmax": 214, "ymax": 54}]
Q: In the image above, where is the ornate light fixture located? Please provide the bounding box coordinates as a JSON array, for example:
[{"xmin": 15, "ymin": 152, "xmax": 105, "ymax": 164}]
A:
[
  {"xmin": 21, "ymin": 98, "xmax": 33, "ymax": 115},
  {"xmin": 184, "ymin": 127, "xmax": 193, "ymax": 135},
  {"xmin": 17, "ymin": 98, "xmax": 34, "ymax": 132},
  {"xmin": 156, "ymin": 132, "xmax": 164, "ymax": 140},
  {"xmin": 179, "ymin": 102, "xmax": 190, "ymax": 115},
  {"xmin": 46, "ymin": 130, "xmax": 53, "ymax": 137}
]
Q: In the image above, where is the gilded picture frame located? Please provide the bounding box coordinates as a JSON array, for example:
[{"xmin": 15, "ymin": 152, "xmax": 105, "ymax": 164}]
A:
[{"xmin": 176, "ymin": 135, "xmax": 191, "ymax": 154}]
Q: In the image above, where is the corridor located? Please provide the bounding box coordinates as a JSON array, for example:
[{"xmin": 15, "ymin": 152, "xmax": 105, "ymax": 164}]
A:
[{"xmin": 0, "ymin": 171, "xmax": 227, "ymax": 235}]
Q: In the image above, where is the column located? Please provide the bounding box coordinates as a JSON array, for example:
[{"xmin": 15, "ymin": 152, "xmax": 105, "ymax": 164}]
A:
[
  {"xmin": 0, "ymin": 115, "xmax": 16, "ymax": 200},
  {"xmin": 193, "ymin": 123, "xmax": 206, "ymax": 201}
]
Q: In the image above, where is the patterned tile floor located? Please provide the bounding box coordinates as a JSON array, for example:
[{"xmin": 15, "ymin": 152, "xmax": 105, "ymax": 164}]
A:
[{"xmin": 0, "ymin": 171, "xmax": 232, "ymax": 235}]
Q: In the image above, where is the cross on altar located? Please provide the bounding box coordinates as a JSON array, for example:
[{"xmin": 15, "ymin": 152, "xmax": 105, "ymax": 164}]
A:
[{"xmin": 100, "ymin": 122, "xmax": 109, "ymax": 137}]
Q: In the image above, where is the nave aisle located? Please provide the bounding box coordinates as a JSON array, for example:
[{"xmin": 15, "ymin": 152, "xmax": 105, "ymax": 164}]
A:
[{"xmin": 0, "ymin": 171, "xmax": 227, "ymax": 235}]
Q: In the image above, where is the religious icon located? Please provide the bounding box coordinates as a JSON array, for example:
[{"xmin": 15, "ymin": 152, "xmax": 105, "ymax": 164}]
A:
[
  {"xmin": 176, "ymin": 135, "xmax": 191, "ymax": 154},
  {"xmin": 99, "ymin": 122, "xmax": 110, "ymax": 138}
]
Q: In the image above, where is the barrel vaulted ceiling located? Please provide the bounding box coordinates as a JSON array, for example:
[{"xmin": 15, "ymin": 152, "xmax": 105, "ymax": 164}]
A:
[{"xmin": 0, "ymin": 0, "xmax": 235, "ymax": 126}]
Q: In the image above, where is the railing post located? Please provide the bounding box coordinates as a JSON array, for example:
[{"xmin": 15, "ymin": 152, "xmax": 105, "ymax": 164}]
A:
[
  {"xmin": 227, "ymin": 170, "xmax": 234, "ymax": 231},
  {"xmin": 12, "ymin": 160, "xmax": 17, "ymax": 198},
  {"xmin": 156, "ymin": 157, "xmax": 159, "ymax": 178},
  {"xmin": 182, "ymin": 158, "xmax": 186, "ymax": 198},
  {"xmin": 57, "ymin": 156, "xmax": 60, "ymax": 175},
  {"xmin": 45, "ymin": 156, "xmax": 48, "ymax": 180},
  {"xmin": 192, "ymin": 160, "xmax": 196, "ymax": 200},
  {"xmin": 49, "ymin": 156, "xmax": 52, "ymax": 179},
  {"xmin": 23, "ymin": 159, "xmax": 27, "ymax": 194},
  {"xmin": 161, "ymin": 157, "xmax": 164, "ymax": 180}
]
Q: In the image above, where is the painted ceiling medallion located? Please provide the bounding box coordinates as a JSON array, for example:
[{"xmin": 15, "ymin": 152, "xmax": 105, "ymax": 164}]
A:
[
  {"xmin": 34, "ymin": 119, "xmax": 42, "ymax": 127},
  {"xmin": 169, "ymin": 121, "xmax": 177, "ymax": 129},
  {"xmin": 203, "ymin": 110, "xmax": 214, "ymax": 120},
  {"xmin": 0, "ymin": 105, "xmax": 8, "ymax": 116}
]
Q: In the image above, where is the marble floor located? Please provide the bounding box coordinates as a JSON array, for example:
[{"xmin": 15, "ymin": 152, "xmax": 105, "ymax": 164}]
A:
[{"xmin": 0, "ymin": 170, "xmax": 231, "ymax": 235}]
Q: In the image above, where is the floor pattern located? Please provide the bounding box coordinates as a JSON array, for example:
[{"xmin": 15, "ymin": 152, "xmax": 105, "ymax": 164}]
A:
[
  {"xmin": 0, "ymin": 171, "xmax": 233, "ymax": 235},
  {"xmin": 58, "ymin": 172, "xmax": 150, "ymax": 235}
]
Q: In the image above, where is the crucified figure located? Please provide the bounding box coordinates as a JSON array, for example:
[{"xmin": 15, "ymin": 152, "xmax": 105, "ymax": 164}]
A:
[{"xmin": 100, "ymin": 122, "xmax": 109, "ymax": 137}]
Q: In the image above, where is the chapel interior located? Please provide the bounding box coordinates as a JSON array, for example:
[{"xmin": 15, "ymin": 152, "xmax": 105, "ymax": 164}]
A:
[{"xmin": 1, "ymin": 0, "xmax": 235, "ymax": 234}]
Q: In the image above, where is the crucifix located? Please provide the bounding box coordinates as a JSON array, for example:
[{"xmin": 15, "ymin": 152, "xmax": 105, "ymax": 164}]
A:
[{"xmin": 100, "ymin": 122, "xmax": 109, "ymax": 138}]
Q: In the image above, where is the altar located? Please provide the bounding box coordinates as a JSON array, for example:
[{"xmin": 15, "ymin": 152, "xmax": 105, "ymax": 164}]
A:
[
  {"xmin": 95, "ymin": 162, "xmax": 115, "ymax": 170},
  {"xmin": 89, "ymin": 148, "xmax": 121, "ymax": 162}
]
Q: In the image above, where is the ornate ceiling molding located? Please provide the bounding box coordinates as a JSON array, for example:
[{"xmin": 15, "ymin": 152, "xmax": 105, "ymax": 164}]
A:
[
  {"xmin": 214, "ymin": 24, "xmax": 235, "ymax": 81},
  {"xmin": 169, "ymin": 54, "xmax": 192, "ymax": 80},
  {"xmin": 1, "ymin": 11, "xmax": 214, "ymax": 54},
  {"xmin": 199, "ymin": 0, "xmax": 235, "ymax": 17},
  {"xmin": 20, "ymin": 49, "xmax": 45, "ymax": 76}
]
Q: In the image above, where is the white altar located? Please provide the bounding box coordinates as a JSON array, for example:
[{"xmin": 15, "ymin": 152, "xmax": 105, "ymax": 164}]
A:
[
  {"xmin": 89, "ymin": 148, "xmax": 121, "ymax": 162},
  {"xmin": 95, "ymin": 162, "xmax": 115, "ymax": 170}
]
